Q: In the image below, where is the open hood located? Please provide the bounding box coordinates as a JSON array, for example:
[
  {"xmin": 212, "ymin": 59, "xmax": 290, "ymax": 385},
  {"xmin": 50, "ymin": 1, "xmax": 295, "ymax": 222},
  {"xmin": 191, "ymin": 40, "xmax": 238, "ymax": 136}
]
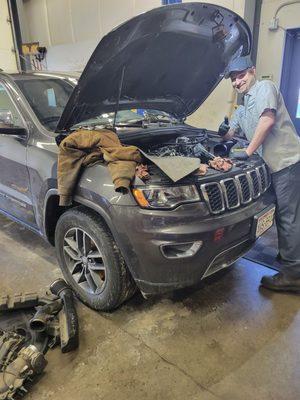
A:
[{"xmin": 56, "ymin": 2, "xmax": 251, "ymax": 132}]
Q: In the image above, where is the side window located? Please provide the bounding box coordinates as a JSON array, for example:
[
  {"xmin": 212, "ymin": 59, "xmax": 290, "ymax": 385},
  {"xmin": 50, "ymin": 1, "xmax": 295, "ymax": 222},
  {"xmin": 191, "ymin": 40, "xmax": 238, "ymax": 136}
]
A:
[{"xmin": 0, "ymin": 82, "xmax": 24, "ymax": 128}]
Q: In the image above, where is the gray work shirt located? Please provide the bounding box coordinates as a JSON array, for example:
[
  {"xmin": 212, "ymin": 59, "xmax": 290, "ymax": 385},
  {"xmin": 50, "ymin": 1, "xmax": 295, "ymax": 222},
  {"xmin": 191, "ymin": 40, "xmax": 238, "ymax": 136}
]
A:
[{"xmin": 229, "ymin": 80, "xmax": 300, "ymax": 173}]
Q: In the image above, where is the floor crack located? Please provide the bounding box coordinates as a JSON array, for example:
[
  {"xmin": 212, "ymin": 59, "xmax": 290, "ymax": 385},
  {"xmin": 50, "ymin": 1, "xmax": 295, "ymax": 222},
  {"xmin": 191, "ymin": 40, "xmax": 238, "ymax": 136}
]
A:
[{"xmin": 119, "ymin": 325, "xmax": 223, "ymax": 400}]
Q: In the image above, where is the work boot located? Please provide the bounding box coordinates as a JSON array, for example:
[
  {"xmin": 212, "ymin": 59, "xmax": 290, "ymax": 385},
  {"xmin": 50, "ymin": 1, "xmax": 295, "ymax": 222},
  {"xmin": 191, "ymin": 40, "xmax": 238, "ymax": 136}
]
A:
[{"xmin": 261, "ymin": 272, "xmax": 300, "ymax": 292}]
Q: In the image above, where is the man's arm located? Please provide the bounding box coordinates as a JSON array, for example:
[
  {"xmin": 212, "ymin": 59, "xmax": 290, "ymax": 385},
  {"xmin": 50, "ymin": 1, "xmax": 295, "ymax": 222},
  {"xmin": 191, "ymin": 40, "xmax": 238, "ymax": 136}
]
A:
[{"xmin": 245, "ymin": 110, "xmax": 276, "ymax": 156}]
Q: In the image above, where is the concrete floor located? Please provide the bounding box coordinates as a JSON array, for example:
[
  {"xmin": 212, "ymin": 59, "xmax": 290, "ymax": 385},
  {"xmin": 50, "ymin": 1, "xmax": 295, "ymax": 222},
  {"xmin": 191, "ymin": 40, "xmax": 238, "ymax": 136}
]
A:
[{"xmin": 1, "ymin": 214, "xmax": 300, "ymax": 400}]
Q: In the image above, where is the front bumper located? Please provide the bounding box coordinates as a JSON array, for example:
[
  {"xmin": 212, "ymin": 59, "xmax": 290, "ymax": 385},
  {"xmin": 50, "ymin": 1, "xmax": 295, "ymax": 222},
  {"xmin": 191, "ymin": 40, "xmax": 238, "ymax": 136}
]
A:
[{"xmin": 110, "ymin": 190, "xmax": 275, "ymax": 294}]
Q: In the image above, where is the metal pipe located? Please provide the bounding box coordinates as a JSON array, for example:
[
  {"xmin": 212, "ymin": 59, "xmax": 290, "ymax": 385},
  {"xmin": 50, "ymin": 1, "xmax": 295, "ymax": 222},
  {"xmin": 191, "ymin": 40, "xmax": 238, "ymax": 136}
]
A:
[
  {"xmin": 7, "ymin": 0, "xmax": 25, "ymax": 71},
  {"xmin": 274, "ymin": 1, "xmax": 300, "ymax": 18},
  {"xmin": 251, "ymin": 0, "xmax": 263, "ymax": 66}
]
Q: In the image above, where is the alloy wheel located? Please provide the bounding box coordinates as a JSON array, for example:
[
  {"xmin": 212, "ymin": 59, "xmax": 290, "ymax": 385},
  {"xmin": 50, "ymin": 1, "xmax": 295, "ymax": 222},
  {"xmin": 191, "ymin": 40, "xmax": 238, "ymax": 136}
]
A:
[{"xmin": 63, "ymin": 228, "xmax": 106, "ymax": 294}]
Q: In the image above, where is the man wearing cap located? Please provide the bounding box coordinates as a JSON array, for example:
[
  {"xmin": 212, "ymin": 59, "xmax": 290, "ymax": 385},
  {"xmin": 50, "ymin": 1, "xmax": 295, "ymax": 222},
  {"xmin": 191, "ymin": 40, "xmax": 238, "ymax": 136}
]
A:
[{"xmin": 218, "ymin": 55, "xmax": 300, "ymax": 292}]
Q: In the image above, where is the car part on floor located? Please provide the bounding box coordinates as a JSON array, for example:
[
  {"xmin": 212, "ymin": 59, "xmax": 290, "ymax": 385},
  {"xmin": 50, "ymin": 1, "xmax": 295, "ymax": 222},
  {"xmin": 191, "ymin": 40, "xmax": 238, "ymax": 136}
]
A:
[
  {"xmin": 29, "ymin": 299, "xmax": 62, "ymax": 332},
  {"xmin": 0, "ymin": 332, "xmax": 47, "ymax": 400},
  {"xmin": 0, "ymin": 279, "xmax": 79, "ymax": 398},
  {"xmin": 0, "ymin": 293, "xmax": 58, "ymax": 312},
  {"xmin": 0, "ymin": 282, "xmax": 79, "ymax": 353},
  {"xmin": 50, "ymin": 279, "xmax": 79, "ymax": 353},
  {"xmin": 0, "ymin": 311, "xmax": 49, "ymax": 354}
]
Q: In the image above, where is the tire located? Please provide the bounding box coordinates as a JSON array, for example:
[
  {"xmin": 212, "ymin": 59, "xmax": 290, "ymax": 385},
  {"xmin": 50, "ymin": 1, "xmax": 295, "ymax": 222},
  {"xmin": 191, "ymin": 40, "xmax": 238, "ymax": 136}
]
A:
[{"xmin": 55, "ymin": 206, "xmax": 136, "ymax": 311}]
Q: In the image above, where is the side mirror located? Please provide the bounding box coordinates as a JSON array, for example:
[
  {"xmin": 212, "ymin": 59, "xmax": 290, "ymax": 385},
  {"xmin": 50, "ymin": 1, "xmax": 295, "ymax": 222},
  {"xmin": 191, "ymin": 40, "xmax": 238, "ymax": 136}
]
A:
[
  {"xmin": 0, "ymin": 126, "xmax": 27, "ymax": 136},
  {"xmin": 0, "ymin": 109, "xmax": 27, "ymax": 136}
]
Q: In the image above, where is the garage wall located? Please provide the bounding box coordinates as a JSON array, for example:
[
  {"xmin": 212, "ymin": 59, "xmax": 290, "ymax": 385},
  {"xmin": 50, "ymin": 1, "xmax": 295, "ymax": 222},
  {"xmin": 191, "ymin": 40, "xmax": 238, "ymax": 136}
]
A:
[
  {"xmin": 0, "ymin": 0, "xmax": 18, "ymax": 71},
  {"xmin": 255, "ymin": 0, "xmax": 300, "ymax": 85},
  {"xmin": 20, "ymin": 0, "xmax": 161, "ymax": 47},
  {"xmin": 19, "ymin": 0, "xmax": 161, "ymax": 71},
  {"xmin": 19, "ymin": 0, "xmax": 248, "ymax": 130}
]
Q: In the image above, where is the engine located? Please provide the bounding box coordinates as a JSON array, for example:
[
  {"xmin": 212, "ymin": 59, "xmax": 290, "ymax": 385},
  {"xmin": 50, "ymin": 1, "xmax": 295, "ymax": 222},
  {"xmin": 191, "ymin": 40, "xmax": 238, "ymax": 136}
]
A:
[{"xmin": 146, "ymin": 135, "xmax": 213, "ymax": 160}]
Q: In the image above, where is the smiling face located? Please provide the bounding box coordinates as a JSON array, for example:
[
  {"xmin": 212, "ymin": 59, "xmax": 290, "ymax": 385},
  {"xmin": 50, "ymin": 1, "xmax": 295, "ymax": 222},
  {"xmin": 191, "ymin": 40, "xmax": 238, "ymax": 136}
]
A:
[{"xmin": 230, "ymin": 67, "xmax": 256, "ymax": 94}]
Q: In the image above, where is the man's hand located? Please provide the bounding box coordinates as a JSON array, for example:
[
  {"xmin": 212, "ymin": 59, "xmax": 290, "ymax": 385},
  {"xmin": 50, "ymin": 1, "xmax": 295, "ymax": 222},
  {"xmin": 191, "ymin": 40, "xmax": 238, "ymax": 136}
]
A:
[
  {"xmin": 231, "ymin": 149, "xmax": 249, "ymax": 160},
  {"xmin": 218, "ymin": 116, "xmax": 230, "ymax": 137}
]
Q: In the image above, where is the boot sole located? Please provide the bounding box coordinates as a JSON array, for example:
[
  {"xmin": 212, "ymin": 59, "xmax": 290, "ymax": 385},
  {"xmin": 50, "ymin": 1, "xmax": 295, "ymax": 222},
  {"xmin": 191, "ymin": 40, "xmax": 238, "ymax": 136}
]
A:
[{"xmin": 260, "ymin": 283, "xmax": 300, "ymax": 293}]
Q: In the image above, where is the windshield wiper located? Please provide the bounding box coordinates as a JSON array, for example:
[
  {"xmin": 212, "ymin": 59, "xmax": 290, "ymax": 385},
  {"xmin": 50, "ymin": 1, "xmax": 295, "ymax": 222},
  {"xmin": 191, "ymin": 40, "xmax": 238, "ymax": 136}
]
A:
[
  {"xmin": 115, "ymin": 122, "xmax": 145, "ymax": 128},
  {"xmin": 143, "ymin": 111, "xmax": 178, "ymax": 124}
]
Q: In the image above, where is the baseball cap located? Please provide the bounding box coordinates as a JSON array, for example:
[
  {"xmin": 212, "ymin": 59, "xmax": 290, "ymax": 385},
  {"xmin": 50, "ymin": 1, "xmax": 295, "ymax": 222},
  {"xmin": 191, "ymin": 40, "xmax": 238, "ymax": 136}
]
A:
[{"xmin": 224, "ymin": 55, "xmax": 254, "ymax": 79}]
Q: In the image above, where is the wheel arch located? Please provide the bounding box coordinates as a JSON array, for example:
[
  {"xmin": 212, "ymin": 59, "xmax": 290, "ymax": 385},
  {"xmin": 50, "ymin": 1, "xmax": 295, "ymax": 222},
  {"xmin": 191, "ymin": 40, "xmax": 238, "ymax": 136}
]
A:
[{"xmin": 43, "ymin": 191, "xmax": 119, "ymax": 246}]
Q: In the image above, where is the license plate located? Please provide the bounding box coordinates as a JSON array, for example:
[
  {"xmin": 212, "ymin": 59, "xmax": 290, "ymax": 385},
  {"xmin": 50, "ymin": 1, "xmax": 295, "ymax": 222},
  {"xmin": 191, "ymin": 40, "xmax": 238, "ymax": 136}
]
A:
[{"xmin": 253, "ymin": 206, "xmax": 275, "ymax": 239}]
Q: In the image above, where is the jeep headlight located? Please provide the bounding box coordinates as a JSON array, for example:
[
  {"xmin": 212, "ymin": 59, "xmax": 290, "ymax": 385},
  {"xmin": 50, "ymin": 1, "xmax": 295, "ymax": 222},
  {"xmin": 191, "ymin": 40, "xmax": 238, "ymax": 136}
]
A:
[{"xmin": 132, "ymin": 185, "xmax": 200, "ymax": 209}]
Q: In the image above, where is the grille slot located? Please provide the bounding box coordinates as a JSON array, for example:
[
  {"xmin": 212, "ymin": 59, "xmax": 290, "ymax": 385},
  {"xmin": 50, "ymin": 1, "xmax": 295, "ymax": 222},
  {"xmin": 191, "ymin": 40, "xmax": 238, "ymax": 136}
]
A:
[
  {"xmin": 200, "ymin": 183, "xmax": 225, "ymax": 214},
  {"xmin": 200, "ymin": 165, "xmax": 270, "ymax": 215},
  {"xmin": 221, "ymin": 179, "xmax": 240, "ymax": 209},
  {"xmin": 258, "ymin": 165, "xmax": 268, "ymax": 192},
  {"xmin": 248, "ymin": 170, "xmax": 260, "ymax": 198},
  {"xmin": 236, "ymin": 174, "xmax": 252, "ymax": 204}
]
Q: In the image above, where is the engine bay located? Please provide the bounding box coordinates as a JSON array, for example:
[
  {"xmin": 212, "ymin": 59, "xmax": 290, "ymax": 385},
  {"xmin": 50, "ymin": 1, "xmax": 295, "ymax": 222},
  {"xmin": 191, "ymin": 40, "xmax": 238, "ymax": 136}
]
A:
[
  {"xmin": 119, "ymin": 125, "xmax": 247, "ymax": 160},
  {"xmin": 118, "ymin": 125, "xmax": 255, "ymax": 184},
  {"xmin": 146, "ymin": 133, "xmax": 210, "ymax": 158}
]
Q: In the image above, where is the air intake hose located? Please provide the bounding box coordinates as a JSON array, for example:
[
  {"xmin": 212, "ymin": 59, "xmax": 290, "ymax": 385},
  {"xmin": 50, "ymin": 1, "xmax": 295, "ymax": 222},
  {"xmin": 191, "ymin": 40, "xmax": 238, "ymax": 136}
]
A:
[
  {"xmin": 29, "ymin": 300, "xmax": 62, "ymax": 332},
  {"xmin": 214, "ymin": 139, "xmax": 237, "ymax": 157},
  {"xmin": 50, "ymin": 279, "xmax": 79, "ymax": 353}
]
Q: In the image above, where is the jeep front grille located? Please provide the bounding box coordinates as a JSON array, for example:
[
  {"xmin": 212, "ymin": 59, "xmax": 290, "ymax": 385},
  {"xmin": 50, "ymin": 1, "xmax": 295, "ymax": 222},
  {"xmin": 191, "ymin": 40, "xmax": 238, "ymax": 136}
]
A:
[
  {"xmin": 201, "ymin": 182, "xmax": 225, "ymax": 214},
  {"xmin": 248, "ymin": 170, "xmax": 260, "ymax": 198},
  {"xmin": 236, "ymin": 174, "xmax": 251, "ymax": 204},
  {"xmin": 221, "ymin": 178, "xmax": 240, "ymax": 209},
  {"xmin": 257, "ymin": 165, "xmax": 268, "ymax": 192},
  {"xmin": 200, "ymin": 165, "xmax": 270, "ymax": 215}
]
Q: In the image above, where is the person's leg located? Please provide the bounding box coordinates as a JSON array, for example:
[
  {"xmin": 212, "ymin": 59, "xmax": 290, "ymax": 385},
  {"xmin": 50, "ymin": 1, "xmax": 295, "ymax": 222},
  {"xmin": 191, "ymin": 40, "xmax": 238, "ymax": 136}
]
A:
[
  {"xmin": 261, "ymin": 161, "xmax": 300, "ymax": 291},
  {"xmin": 273, "ymin": 162, "xmax": 300, "ymax": 266}
]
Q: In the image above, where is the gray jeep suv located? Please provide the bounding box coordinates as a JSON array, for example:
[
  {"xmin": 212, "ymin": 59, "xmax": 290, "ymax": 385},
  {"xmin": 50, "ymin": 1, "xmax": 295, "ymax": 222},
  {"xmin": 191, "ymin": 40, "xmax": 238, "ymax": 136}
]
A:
[{"xmin": 0, "ymin": 3, "xmax": 274, "ymax": 310}]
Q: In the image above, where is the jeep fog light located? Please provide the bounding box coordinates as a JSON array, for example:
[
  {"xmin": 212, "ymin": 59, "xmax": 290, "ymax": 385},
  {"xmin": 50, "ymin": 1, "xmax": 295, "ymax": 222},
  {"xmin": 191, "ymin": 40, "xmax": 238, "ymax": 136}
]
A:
[
  {"xmin": 132, "ymin": 185, "xmax": 200, "ymax": 209},
  {"xmin": 161, "ymin": 241, "xmax": 203, "ymax": 259}
]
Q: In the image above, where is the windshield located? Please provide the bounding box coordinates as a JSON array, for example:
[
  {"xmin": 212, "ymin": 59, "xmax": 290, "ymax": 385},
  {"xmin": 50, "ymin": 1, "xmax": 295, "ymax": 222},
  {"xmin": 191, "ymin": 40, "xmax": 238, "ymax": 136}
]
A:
[
  {"xmin": 72, "ymin": 109, "xmax": 179, "ymax": 130},
  {"xmin": 16, "ymin": 77, "xmax": 76, "ymax": 130}
]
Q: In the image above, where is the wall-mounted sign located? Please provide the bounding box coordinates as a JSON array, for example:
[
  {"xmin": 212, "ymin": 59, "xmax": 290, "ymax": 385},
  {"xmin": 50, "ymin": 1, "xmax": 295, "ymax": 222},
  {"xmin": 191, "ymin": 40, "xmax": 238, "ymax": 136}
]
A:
[
  {"xmin": 22, "ymin": 42, "xmax": 40, "ymax": 55},
  {"xmin": 260, "ymin": 74, "xmax": 273, "ymax": 81}
]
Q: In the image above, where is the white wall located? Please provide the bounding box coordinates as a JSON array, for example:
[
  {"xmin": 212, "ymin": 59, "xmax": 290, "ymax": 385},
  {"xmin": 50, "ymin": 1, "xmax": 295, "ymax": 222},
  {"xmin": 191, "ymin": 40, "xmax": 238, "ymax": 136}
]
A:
[
  {"xmin": 20, "ymin": 0, "xmax": 248, "ymax": 129},
  {"xmin": 0, "ymin": 0, "xmax": 18, "ymax": 71},
  {"xmin": 21, "ymin": 0, "xmax": 162, "ymax": 47},
  {"xmin": 256, "ymin": 0, "xmax": 300, "ymax": 85},
  {"xmin": 20, "ymin": 0, "xmax": 161, "ymax": 71}
]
